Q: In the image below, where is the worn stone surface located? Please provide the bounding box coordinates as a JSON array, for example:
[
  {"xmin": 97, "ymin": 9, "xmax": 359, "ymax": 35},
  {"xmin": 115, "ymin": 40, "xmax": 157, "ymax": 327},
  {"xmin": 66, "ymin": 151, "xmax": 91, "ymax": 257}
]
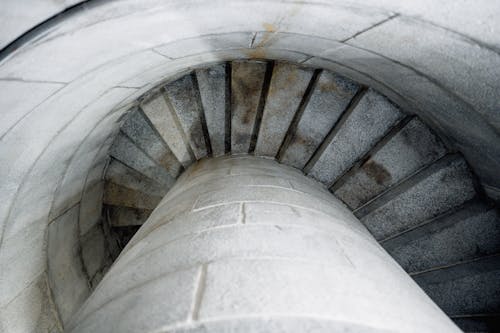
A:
[
  {"xmin": 78, "ymin": 159, "xmax": 106, "ymax": 237},
  {"xmin": 335, "ymin": 118, "xmax": 448, "ymax": 209},
  {"xmin": 69, "ymin": 156, "xmax": 460, "ymax": 333},
  {"xmin": 121, "ymin": 109, "xmax": 182, "ymax": 177},
  {"xmin": 105, "ymin": 159, "xmax": 167, "ymax": 198},
  {"xmin": 280, "ymin": 70, "xmax": 359, "ymax": 169},
  {"xmin": 80, "ymin": 224, "xmax": 110, "ymax": 285},
  {"xmin": 359, "ymin": 156, "xmax": 476, "ymax": 240},
  {"xmin": 414, "ymin": 255, "xmax": 500, "ymax": 316},
  {"xmin": 0, "ymin": 80, "xmax": 64, "ymax": 138},
  {"xmin": 109, "ymin": 132, "xmax": 175, "ymax": 187},
  {"xmin": 103, "ymin": 182, "xmax": 162, "ymax": 210},
  {"xmin": 164, "ymin": 75, "xmax": 208, "ymax": 159},
  {"xmin": 106, "ymin": 205, "xmax": 152, "ymax": 227},
  {"xmin": 47, "ymin": 205, "xmax": 90, "ymax": 324},
  {"xmin": 170, "ymin": 317, "xmax": 390, "ymax": 333},
  {"xmin": 349, "ymin": 16, "xmax": 500, "ymax": 130},
  {"xmin": 384, "ymin": 201, "xmax": 500, "ymax": 273},
  {"xmin": 196, "ymin": 64, "xmax": 227, "ymax": 156},
  {"xmin": 0, "ymin": 2, "xmax": 500, "ymax": 328},
  {"xmin": 308, "ymin": 89, "xmax": 404, "ymax": 185},
  {"xmin": 231, "ymin": 61, "xmax": 267, "ymax": 154},
  {"xmin": 154, "ymin": 32, "xmax": 253, "ymax": 59},
  {"xmin": 68, "ymin": 267, "xmax": 199, "ymax": 333},
  {"xmin": 254, "ymin": 62, "xmax": 314, "ymax": 157},
  {"xmin": 141, "ymin": 94, "xmax": 193, "ymax": 167}
]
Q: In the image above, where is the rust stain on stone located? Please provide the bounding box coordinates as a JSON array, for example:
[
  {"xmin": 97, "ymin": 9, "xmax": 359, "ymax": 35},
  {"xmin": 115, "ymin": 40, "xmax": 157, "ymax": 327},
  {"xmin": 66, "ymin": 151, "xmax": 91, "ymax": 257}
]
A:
[
  {"xmin": 318, "ymin": 80, "xmax": 339, "ymax": 93},
  {"xmin": 246, "ymin": 47, "xmax": 267, "ymax": 59},
  {"xmin": 263, "ymin": 23, "xmax": 277, "ymax": 33},
  {"xmin": 362, "ymin": 159, "xmax": 392, "ymax": 185}
]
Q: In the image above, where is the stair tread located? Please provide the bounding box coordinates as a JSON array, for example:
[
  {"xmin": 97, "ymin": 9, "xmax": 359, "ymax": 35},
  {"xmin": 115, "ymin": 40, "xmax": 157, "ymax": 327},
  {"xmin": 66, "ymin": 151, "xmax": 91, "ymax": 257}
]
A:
[
  {"xmin": 103, "ymin": 182, "xmax": 162, "ymax": 210},
  {"xmin": 109, "ymin": 132, "xmax": 175, "ymax": 187},
  {"xmin": 280, "ymin": 71, "xmax": 359, "ymax": 169},
  {"xmin": 254, "ymin": 62, "xmax": 314, "ymax": 157},
  {"xmin": 413, "ymin": 255, "xmax": 500, "ymax": 316},
  {"xmin": 105, "ymin": 159, "xmax": 167, "ymax": 198},
  {"xmin": 308, "ymin": 89, "xmax": 404, "ymax": 186},
  {"xmin": 358, "ymin": 155, "xmax": 476, "ymax": 240},
  {"xmin": 106, "ymin": 205, "xmax": 152, "ymax": 227},
  {"xmin": 452, "ymin": 315, "xmax": 500, "ymax": 333},
  {"xmin": 196, "ymin": 64, "xmax": 227, "ymax": 157},
  {"xmin": 383, "ymin": 201, "xmax": 500, "ymax": 273},
  {"xmin": 334, "ymin": 117, "xmax": 447, "ymax": 209},
  {"xmin": 141, "ymin": 92, "xmax": 193, "ymax": 167},
  {"xmin": 164, "ymin": 74, "xmax": 209, "ymax": 160},
  {"xmin": 121, "ymin": 109, "xmax": 182, "ymax": 177},
  {"xmin": 231, "ymin": 60, "xmax": 268, "ymax": 154}
]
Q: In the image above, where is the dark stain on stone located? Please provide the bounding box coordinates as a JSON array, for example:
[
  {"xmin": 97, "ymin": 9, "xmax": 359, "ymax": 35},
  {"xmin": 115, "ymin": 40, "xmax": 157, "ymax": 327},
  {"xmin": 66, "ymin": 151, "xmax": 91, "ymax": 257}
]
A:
[
  {"xmin": 242, "ymin": 106, "xmax": 255, "ymax": 125},
  {"xmin": 362, "ymin": 159, "xmax": 392, "ymax": 185},
  {"xmin": 318, "ymin": 80, "xmax": 339, "ymax": 93}
]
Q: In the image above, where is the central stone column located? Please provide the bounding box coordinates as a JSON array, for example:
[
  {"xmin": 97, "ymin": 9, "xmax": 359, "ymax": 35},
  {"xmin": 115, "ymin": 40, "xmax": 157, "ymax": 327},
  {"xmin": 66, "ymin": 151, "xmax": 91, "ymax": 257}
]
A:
[{"xmin": 68, "ymin": 156, "xmax": 460, "ymax": 333}]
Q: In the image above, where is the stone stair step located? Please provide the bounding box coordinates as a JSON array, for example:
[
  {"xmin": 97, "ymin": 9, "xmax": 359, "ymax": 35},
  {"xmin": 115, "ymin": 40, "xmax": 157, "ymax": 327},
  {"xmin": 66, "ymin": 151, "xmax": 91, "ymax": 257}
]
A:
[
  {"xmin": 105, "ymin": 205, "xmax": 152, "ymax": 227},
  {"xmin": 356, "ymin": 154, "xmax": 476, "ymax": 240},
  {"xmin": 121, "ymin": 109, "xmax": 182, "ymax": 177},
  {"xmin": 164, "ymin": 74, "xmax": 210, "ymax": 159},
  {"xmin": 279, "ymin": 70, "xmax": 360, "ymax": 169},
  {"xmin": 103, "ymin": 182, "xmax": 162, "ymax": 210},
  {"xmin": 333, "ymin": 117, "xmax": 447, "ymax": 209},
  {"xmin": 382, "ymin": 200, "xmax": 500, "ymax": 273},
  {"xmin": 141, "ymin": 92, "xmax": 194, "ymax": 168},
  {"xmin": 109, "ymin": 132, "xmax": 175, "ymax": 187},
  {"xmin": 413, "ymin": 255, "xmax": 500, "ymax": 317},
  {"xmin": 196, "ymin": 64, "xmax": 228, "ymax": 157},
  {"xmin": 452, "ymin": 315, "xmax": 500, "ymax": 333},
  {"xmin": 231, "ymin": 60, "xmax": 268, "ymax": 154},
  {"xmin": 105, "ymin": 158, "xmax": 167, "ymax": 198},
  {"xmin": 254, "ymin": 62, "xmax": 315, "ymax": 157},
  {"xmin": 307, "ymin": 89, "xmax": 404, "ymax": 186}
]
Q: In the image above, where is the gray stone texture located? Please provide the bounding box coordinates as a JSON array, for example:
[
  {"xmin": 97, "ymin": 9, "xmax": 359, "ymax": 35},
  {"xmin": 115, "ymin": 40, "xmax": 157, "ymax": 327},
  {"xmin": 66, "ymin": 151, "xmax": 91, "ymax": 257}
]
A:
[
  {"xmin": 69, "ymin": 156, "xmax": 460, "ymax": 333},
  {"xmin": 254, "ymin": 62, "xmax": 314, "ymax": 157},
  {"xmin": 383, "ymin": 202, "xmax": 500, "ymax": 273},
  {"xmin": 164, "ymin": 75, "xmax": 208, "ymax": 160},
  {"xmin": 105, "ymin": 159, "xmax": 167, "ymax": 198},
  {"xmin": 334, "ymin": 118, "xmax": 448, "ymax": 209},
  {"xmin": 308, "ymin": 89, "xmax": 404, "ymax": 186},
  {"xmin": 359, "ymin": 156, "xmax": 476, "ymax": 240},
  {"xmin": 109, "ymin": 132, "xmax": 175, "ymax": 187},
  {"xmin": 80, "ymin": 224, "xmax": 110, "ymax": 288},
  {"xmin": 1, "ymin": 0, "xmax": 500, "ymax": 327},
  {"xmin": 121, "ymin": 109, "xmax": 182, "ymax": 177},
  {"xmin": 141, "ymin": 93, "xmax": 193, "ymax": 167},
  {"xmin": 280, "ymin": 70, "xmax": 360, "ymax": 169},
  {"xmin": 47, "ymin": 205, "xmax": 90, "ymax": 324},
  {"xmin": 196, "ymin": 64, "xmax": 227, "ymax": 157},
  {"xmin": 106, "ymin": 205, "xmax": 152, "ymax": 227},
  {"xmin": 103, "ymin": 182, "xmax": 162, "ymax": 210},
  {"xmin": 414, "ymin": 255, "xmax": 500, "ymax": 316},
  {"xmin": 231, "ymin": 61, "xmax": 267, "ymax": 154}
]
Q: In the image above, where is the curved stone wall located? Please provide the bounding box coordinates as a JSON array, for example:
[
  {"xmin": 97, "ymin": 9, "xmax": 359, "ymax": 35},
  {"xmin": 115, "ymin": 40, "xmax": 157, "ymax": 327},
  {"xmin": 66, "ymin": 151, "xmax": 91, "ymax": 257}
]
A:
[
  {"xmin": 68, "ymin": 155, "xmax": 461, "ymax": 333},
  {"xmin": 0, "ymin": 1, "xmax": 499, "ymax": 332}
]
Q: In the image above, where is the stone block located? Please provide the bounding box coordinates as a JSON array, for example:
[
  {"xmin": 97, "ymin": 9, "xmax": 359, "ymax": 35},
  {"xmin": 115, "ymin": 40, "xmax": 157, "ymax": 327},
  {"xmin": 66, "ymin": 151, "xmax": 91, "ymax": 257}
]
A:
[
  {"xmin": 48, "ymin": 205, "xmax": 90, "ymax": 323},
  {"xmin": 231, "ymin": 61, "xmax": 267, "ymax": 154},
  {"xmin": 280, "ymin": 70, "xmax": 359, "ymax": 169},
  {"xmin": 308, "ymin": 89, "xmax": 403, "ymax": 186},
  {"xmin": 254, "ymin": 62, "xmax": 314, "ymax": 157},
  {"xmin": 196, "ymin": 63, "xmax": 227, "ymax": 157}
]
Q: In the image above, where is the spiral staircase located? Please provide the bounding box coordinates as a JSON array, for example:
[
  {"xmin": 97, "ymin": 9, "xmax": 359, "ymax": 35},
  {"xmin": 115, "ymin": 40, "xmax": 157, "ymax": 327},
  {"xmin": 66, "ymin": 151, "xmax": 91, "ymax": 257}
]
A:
[
  {"xmin": 2, "ymin": 1, "xmax": 500, "ymax": 332},
  {"xmin": 90, "ymin": 60, "xmax": 500, "ymax": 332}
]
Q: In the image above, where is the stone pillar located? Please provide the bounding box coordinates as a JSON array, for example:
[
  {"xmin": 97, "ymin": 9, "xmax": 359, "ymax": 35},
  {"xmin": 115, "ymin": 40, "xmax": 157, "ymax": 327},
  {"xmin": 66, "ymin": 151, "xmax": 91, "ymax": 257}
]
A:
[{"xmin": 68, "ymin": 156, "xmax": 460, "ymax": 333}]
